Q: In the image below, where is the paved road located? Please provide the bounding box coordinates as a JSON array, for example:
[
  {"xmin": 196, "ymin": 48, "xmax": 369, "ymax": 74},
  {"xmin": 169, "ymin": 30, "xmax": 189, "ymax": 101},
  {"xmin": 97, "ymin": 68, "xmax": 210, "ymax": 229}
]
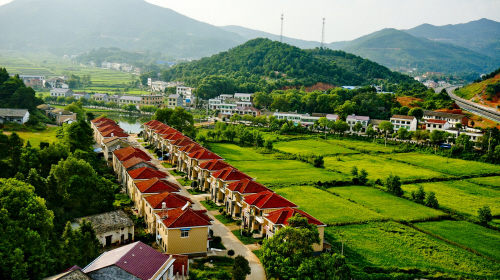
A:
[
  {"xmin": 443, "ymin": 86, "xmax": 500, "ymax": 123},
  {"xmin": 129, "ymin": 134, "xmax": 266, "ymax": 280}
]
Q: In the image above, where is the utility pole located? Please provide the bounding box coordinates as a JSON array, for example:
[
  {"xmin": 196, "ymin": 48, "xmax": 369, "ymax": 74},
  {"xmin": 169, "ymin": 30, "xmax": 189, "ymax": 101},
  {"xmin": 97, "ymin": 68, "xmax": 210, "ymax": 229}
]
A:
[
  {"xmin": 321, "ymin": 18, "xmax": 326, "ymax": 48},
  {"xmin": 280, "ymin": 13, "xmax": 284, "ymax": 43}
]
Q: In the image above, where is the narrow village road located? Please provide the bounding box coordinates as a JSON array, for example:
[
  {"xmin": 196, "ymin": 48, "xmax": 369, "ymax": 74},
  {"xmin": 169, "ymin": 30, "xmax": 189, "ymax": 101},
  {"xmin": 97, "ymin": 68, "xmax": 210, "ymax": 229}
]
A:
[{"xmin": 129, "ymin": 134, "xmax": 266, "ymax": 280}]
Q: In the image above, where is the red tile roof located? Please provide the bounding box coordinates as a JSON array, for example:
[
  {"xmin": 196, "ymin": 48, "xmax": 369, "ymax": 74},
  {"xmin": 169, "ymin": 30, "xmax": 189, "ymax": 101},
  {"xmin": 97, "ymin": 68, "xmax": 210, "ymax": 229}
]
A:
[
  {"xmin": 92, "ymin": 117, "xmax": 115, "ymax": 124},
  {"xmin": 157, "ymin": 208, "xmax": 212, "ymax": 229},
  {"xmin": 82, "ymin": 241, "xmax": 171, "ymax": 280},
  {"xmin": 151, "ymin": 123, "xmax": 169, "ymax": 131},
  {"xmin": 154, "ymin": 125, "xmax": 172, "ymax": 134},
  {"xmin": 244, "ymin": 191, "xmax": 298, "ymax": 209},
  {"xmin": 391, "ymin": 115, "xmax": 416, "ymax": 120},
  {"xmin": 101, "ymin": 130, "xmax": 129, "ymax": 138},
  {"xmin": 98, "ymin": 125, "xmax": 124, "ymax": 133},
  {"xmin": 102, "ymin": 136, "xmax": 127, "ymax": 144},
  {"xmin": 188, "ymin": 149, "xmax": 223, "ymax": 161},
  {"xmin": 114, "ymin": 147, "xmax": 151, "ymax": 162},
  {"xmin": 156, "ymin": 127, "xmax": 178, "ymax": 135},
  {"xmin": 128, "ymin": 167, "xmax": 167, "ymax": 180},
  {"xmin": 145, "ymin": 192, "xmax": 192, "ymax": 209},
  {"xmin": 211, "ymin": 167, "xmax": 251, "ymax": 181},
  {"xmin": 426, "ymin": 119, "xmax": 448, "ymax": 124},
  {"xmin": 163, "ymin": 132, "xmax": 185, "ymax": 141},
  {"xmin": 143, "ymin": 120, "xmax": 162, "ymax": 127},
  {"xmin": 122, "ymin": 157, "xmax": 157, "ymax": 170},
  {"xmin": 96, "ymin": 120, "xmax": 117, "ymax": 128},
  {"xmin": 226, "ymin": 179, "xmax": 271, "ymax": 194},
  {"xmin": 172, "ymin": 137, "xmax": 193, "ymax": 147},
  {"xmin": 164, "ymin": 254, "xmax": 188, "ymax": 277},
  {"xmin": 135, "ymin": 178, "xmax": 180, "ymax": 193},
  {"xmin": 265, "ymin": 207, "xmax": 325, "ymax": 226},
  {"xmin": 179, "ymin": 143, "xmax": 203, "ymax": 154},
  {"xmin": 198, "ymin": 159, "xmax": 233, "ymax": 171}
]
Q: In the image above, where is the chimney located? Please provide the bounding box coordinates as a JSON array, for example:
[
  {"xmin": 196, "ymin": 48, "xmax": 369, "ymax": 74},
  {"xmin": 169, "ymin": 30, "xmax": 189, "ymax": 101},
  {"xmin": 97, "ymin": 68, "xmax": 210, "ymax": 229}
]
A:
[
  {"xmin": 161, "ymin": 202, "xmax": 168, "ymax": 219},
  {"xmin": 111, "ymin": 133, "xmax": 114, "ymax": 137},
  {"xmin": 181, "ymin": 201, "xmax": 191, "ymax": 211}
]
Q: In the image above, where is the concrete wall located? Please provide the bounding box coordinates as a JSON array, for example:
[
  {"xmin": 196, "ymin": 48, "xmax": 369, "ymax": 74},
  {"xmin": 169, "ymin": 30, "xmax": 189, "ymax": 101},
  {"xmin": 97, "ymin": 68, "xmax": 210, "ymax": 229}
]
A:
[
  {"xmin": 87, "ymin": 265, "xmax": 141, "ymax": 280},
  {"xmin": 96, "ymin": 226, "xmax": 134, "ymax": 247}
]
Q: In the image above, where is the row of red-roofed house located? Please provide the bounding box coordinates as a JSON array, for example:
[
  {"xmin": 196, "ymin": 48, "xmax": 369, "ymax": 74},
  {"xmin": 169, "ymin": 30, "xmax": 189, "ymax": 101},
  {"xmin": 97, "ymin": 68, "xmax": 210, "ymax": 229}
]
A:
[
  {"xmin": 90, "ymin": 117, "xmax": 131, "ymax": 162},
  {"xmin": 89, "ymin": 117, "xmax": 214, "ymax": 258},
  {"xmin": 142, "ymin": 120, "xmax": 328, "ymax": 254}
]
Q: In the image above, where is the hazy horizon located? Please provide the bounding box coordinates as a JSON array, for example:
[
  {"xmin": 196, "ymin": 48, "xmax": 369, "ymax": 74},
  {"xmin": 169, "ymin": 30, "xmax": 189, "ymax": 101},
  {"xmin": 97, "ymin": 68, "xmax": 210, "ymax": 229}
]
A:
[{"xmin": 0, "ymin": 0, "xmax": 499, "ymax": 43}]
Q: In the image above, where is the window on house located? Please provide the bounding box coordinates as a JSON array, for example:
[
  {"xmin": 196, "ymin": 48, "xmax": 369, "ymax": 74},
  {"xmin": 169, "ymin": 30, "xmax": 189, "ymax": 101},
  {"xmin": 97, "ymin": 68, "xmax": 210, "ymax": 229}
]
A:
[{"xmin": 181, "ymin": 230, "xmax": 189, "ymax": 238}]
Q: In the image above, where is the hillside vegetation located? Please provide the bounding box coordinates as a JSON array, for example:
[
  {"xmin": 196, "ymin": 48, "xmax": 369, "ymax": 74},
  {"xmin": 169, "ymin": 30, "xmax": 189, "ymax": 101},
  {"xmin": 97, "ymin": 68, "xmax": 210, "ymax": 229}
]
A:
[
  {"xmin": 161, "ymin": 38, "xmax": 416, "ymax": 99},
  {"xmin": 455, "ymin": 67, "xmax": 500, "ymax": 104}
]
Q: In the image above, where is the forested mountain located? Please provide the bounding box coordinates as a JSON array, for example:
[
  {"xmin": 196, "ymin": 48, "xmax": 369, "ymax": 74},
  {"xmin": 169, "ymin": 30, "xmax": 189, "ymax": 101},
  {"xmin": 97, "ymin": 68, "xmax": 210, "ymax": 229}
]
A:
[
  {"xmin": 0, "ymin": 0, "xmax": 246, "ymax": 58},
  {"xmin": 405, "ymin": 18, "xmax": 500, "ymax": 60},
  {"xmin": 341, "ymin": 28, "xmax": 499, "ymax": 74},
  {"xmin": 159, "ymin": 38, "xmax": 416, "ymax": 100}
]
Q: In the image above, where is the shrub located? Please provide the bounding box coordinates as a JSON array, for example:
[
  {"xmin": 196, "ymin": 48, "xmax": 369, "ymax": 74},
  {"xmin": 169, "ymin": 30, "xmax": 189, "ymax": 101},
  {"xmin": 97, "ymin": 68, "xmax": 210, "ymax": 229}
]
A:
[
  {"xmin": 236, "ymin": 220, "xmax": 242, "ymax": 226},
  {"xmin": 227, "ymin": 249, "xmax": 235, "ymax": 256},
  {"xmin": 386, "ymin": 174, "xmax": 403, "ymax": 197},
  {"xmin": 213, "ymin": 236, "xmax": 222, "ymax": 244},
  {"xmin": 478, "ymin": 205, "xmax": 492, "ymax": 225},
  {"xmin": 425, "ymin": 191, "xmax": 439, "ymax": 209}
]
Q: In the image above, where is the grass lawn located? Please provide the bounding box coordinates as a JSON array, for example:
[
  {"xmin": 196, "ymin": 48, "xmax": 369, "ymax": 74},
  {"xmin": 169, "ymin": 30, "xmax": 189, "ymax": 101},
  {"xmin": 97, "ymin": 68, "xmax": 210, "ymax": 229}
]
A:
[
  {"xmin": 187, "ymin": 188, "xmax": 205, "ymax": 195},
  {"xmin": 274, "ymin": 139, "xmax": 358, "ymax": 156},
  {"xmin": 170, "ymin": 169, "xmax": 185, "ymax": 176},
  {"xmin": 276, "ymin": 186, "xmax": 384, "ymax": 224},
  {"xmin": 190, "ymin": 256, "xmax": 234, "ymax": 278},
  {"xmin": 325, "ymin": 222, "xmax": 500, "ymax": 279},
  {"xmin": 467, "ymin": 176, "xmax": 500, "ymax": 189},
  {"xmin": 177, "ymin": 178, "xmax": 193, "ymax": 186},
  {"xmin": 326, "ymin": 138, "xmax": 396, "ymax": 153},
  {"xmin": 415, "ymin": 220, "xmax": 500, "ymax": 261},
  {"xmin": 200, "ymin": 200, "xmax": 222, "ymax": 211},
  {"xmin": 324, "ymin": 154, "xmax": 447, "ymax": 181},
  {"xmin": 215, "ymin": 214, "xmax": 236, "ymax": 225},
  {"xmin": 231, "ymin": 230, "xmax": 261, "ymax": 245},
  {"xmin": 330, "ymin": 186, "xmax": 447, "ymax": 221},
  {"xmin": 252, "ymin": 249, "xmax": 262, "ymax": 259},
  {"xmin": 382, "ymin": 153, "xmax": 500, "ymax": 176},
  {"xmin": 4, "ymin": 126, "xmax": 60, "ymax": 147},
  {"xmin": 210, "ymin": 143, "xmax": 270, "ymax": 161},
  {"xmin": 232, "ymin": 160, "xmax": 348, "ymax": 185},
  {"xmin": 402, "ymin": 181, "xmax": 500, "ymax": 216},
  {"xmin": 161, "ymin": 162, "xmax": 173, "ymax": 168}
]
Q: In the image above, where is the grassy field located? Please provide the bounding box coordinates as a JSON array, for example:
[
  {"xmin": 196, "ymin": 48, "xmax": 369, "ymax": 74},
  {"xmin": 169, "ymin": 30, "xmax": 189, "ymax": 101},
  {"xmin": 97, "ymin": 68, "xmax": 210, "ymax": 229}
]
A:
[
  {"xmin": 2, "ymin": 126, "xmax": 60, "ymax": 147},
  {"xmin": 415, "ymin": 220, "xmax": 500, "ymax": 261},
  {"xmin": 325, "ymin": 222, "xmax": 500, "ymax": 278},
  {"xmin": 274, "ymin": 139, "xmax": 358, "ymax": 156},
  {"xmin": 210, "ymin": 143, "xmax": 347, "ymax": 184},
  {"xmin": 275, "ymin": 186, "xmax": 384, "ymax": 224},
  {"xmin": 324, "ymin": 154, "xmax": 447, "ymax": 181},
  {"xmin": 402, "ymin": 181, "xmax": 500, "ymax": 216},
  {"xmin": 326, "ymin": 138, "xmax": 396, "ymax": 153},
  {"xmin": 210, "ymin": 143, "xmax": 269, "ymax": 161},
  {"xmin": 330, "ymin": 186, "xmax": 447, "ymax": 221},
  {"xmin": 467, "ymin": 176, "xmax": 500, "ymax": 189},
  {"xmin": 382, "ymin": 153, "xmax": 500, "ymax": 176}
]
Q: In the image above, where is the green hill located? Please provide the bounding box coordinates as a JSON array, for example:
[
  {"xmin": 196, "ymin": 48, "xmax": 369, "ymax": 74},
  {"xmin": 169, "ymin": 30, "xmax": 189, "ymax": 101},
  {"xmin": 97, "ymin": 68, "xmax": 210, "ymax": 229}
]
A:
[
  {"xmin": 161, "ymin": 38, "xmax": 416, "ymax": 99},
  {"xmin": 0, "ymin": 0, "xmax": 246, "ymax": 58},
  {"xmin": 455, "ymin": 67, "xmax": 500, "ymax": 100},
  {"xmin": 341, "ymin": 28, "xmax": 499, "ymax": 74},
  {"xmin": 406, "ymin": 18, "xmax": 500, "ymax": 60}
]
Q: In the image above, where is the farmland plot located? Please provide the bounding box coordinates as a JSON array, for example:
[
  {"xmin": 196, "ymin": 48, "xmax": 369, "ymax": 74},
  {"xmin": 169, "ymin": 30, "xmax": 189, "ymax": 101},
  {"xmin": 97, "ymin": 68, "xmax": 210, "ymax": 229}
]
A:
[{"xmin": 274, "ymin": 139, "xmax": 358, "ymax": 156}]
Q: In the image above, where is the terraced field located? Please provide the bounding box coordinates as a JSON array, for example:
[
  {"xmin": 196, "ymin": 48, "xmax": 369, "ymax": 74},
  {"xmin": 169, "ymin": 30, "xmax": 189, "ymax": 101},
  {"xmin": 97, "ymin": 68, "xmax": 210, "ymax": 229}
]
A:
[
  {"xmin": 382, "ymin": 153, "xmax": 500, "ymax": 176},
  {"xmin": 467, "ymin": 176, "xmax": 500, "ymax": 189},
  {"xmin": 324, "ymin": 154, "xmax": 447, "ymax": 181},
  {"xmin": 325, "ymin": 222, "xmax": 500, "ymax": 279},
  {"xmin": 326, "ymin": 138, "xmax": 396, "ymax": 153},
  {"xmin": 402, "ymin": 181, "xmax": 500, "ymax": 216},
  {"xmin": 330, "ymin": 186, "xmax": 447, "ymax": 221},
  {"xmin": 276, "ymin": 186, "xmax": 384, "ymax": 224},
  {"xmin": 415, "ymin": 220, "xmax": 500, "ymax": 261}
]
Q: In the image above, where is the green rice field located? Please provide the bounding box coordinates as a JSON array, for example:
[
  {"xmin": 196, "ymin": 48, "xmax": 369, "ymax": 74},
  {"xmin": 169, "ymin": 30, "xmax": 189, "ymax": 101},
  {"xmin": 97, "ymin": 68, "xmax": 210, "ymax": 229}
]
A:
[
  {"xmin": 324, "ymin": 154, "xmax": 447, "ymax": 181},
  {"xmin": 382, "ymin": 153, "xmax": 500, "ymax": 176},
  {"xmin": 210, "ymin": 143, "xmax": 270, "ymax": 161},
  {"xmin": 402, "ymin": 181, "xmax": 500, "ymax": 216},
  {"xmin": 326, "ymin": 138, "xmax": 396, "ymax": 153},
  {"xmin": 275, "ymin": 186, "xmax": 384, "ymax": 224},
  {"xmin": 326, "ymin": 222, "xmax": 500, "ymax": 278},
  {"xmin": 274, "ymin": 139, "xmax": 358, "ymax": 156},
  {"xmin": 330, "ymin": 186, "xmax": 447, "ymax": 221},
  {"xmin": 467, "ymin": 176, "xmax": 500, "ymax": 189},
  {"xmin": 415, "ymin": 220, "xmax": 500, "ymax": 261}
]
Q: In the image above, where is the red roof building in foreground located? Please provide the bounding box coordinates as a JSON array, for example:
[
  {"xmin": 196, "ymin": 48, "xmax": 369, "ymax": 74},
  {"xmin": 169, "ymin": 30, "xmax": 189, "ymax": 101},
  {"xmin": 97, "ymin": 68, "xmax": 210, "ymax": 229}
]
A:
[
  {"xmin": 155, "ymin": 208, "xmax": 212, "ymax": 255},
  {"xmin": 128, "ymin": 167, "xmax": 167, "ymax": 180},
  {"xmin": 145, "ymin": 192, "xmax": 192, "ymax": 210},
  {"xmin": 135, "ymin": 178, "xmax": 180, "ymax": 194},
  {"xmin": 424, "ymin": 119, "xmax": 450, "ymax": 132},
  {"xmin": 242, "ymin": 191, "xmax": 298, "ymax": 237},
  {"xmin": 113, "ymin": 147, "xmax": 151, "ymax": 162},
  {"xmin": 224, "ymin": 179, "xmax": 272, "ymax": 217},
  {"xmin": 122, "ymin": 157, "xmax": 157, "ymax": 171},
  {"xmin": 82, "ymin": 241, "xmax": 176, "ymax": 280},
  {"xmin": 263, "ymin": 207, "xmax": 326, "ymax": 253},
  {"xmin": 210, "ymin": 167, "xmax": 252, "ymax": 203}
]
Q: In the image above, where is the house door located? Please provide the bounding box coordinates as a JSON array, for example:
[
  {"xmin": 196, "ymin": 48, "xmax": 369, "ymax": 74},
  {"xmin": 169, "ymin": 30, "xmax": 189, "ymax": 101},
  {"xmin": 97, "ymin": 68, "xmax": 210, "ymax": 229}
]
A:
[
  {"xmin": 121, "ymin": 234, "xmax": 125, "ymax": 243},
  {"xmin": 128, "ymin": 233, "xmax": 133, "ymax": 242},
  {"xmin": 105, "ymin": 235, "xmax": 112, "ymax": 246}
]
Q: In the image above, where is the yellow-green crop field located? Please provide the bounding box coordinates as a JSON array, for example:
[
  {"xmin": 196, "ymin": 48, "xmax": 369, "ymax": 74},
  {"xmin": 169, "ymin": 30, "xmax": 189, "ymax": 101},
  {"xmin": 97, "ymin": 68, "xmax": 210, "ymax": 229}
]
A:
[
  {"xmin": 2, "ymin": 127, "xmax": 60, "ymax": 148},
  {"xmin": 274, "ymin": 139, "xmax": 358, "ymax": 156}
]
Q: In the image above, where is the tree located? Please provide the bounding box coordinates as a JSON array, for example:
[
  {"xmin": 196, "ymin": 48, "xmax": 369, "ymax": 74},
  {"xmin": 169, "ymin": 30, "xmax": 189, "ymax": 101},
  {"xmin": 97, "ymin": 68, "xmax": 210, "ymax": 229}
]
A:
[
  {"xmin": 478, "ymin": 206, "xmax": 492, "ymax": 225},
  {"xmin": 223, "ymin": 127, "xmax": 237, "ymax": 142},
  {"xmin": 397, "ymin": 127, "xmax": 409, "ymax": 140},
  {"xmin": 64, "ymin": 120, "xmax": 94, "ymax": 152},
  {"xmin": 261, "ymin": 214, "xmax": 320, "ymax": 280},
  {"xmin": 366, "ymin": 124, "xmax": 377, "ymax": 137},
  {"xmin": 425, "ymin": 191, "xmax": 439, "ymax": 209},
  {"xmin": 313, "ymin": 155, "xmax": 324, "ymax": 168},
  {"xmin": 408, "ymin": 108, "xmax": 424, "ymax": 124},
  {"xmin": 385, "ymin": 174, "xmax": 403, "ymax": 197},
  {"xmin": 232, "ymin": 255, "xmax": 251, "ymax": 280},
  {"xmin": 350, "ymin": 166, "xmax": 358, "ymax": 177},
  {"xmin": 358, "ymin": 169, "xmax": 369, "ymax": 185},
  {"xmin": 456, "ymin": 133, "xmax": 473, "ymax": 150},
  {"xmin": 353, "ymin": 122, "xmax": 363, "ymax": 133},
  {"xmin": 430, "ymin": 130, "xmax": 445, "ymax": 145},
  {"xmin": 318, "ymin": 117, "xmax": 328, "ymax": 138},
  {"xmin": 379, "ymin": 121, "xmax": 393, "ymax": 147},
  {"xmin": 399, "ymin": 106, "xmax": 410, "ymax": 115},
  {"xmin": 335, "ymin": 120, "xmax": 349, "ymax": 136},
  {"xmin": 264, "ymin": 140, "xmax": 273, "ymax": 150},
  {"xmin": 297, "ymin": 253, "xmax": 351, "ymax": 280},
  {"xmin": 230, "ymin": 113, "xmax": 242, "ymax": 124},
  {"xmin": 411, "ymin": 186, "xmax": 426, "ymax": 204}
]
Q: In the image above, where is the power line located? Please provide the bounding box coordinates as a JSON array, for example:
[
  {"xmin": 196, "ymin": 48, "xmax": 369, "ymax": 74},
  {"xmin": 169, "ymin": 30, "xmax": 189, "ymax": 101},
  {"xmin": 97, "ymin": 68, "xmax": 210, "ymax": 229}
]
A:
[
  {"xmin": 280, "ymin": 13, "xmax": 284, "ymax": 43},
  {"xmin": 321, "ymin": 18, "xmax": 326, "ymax": 48}
]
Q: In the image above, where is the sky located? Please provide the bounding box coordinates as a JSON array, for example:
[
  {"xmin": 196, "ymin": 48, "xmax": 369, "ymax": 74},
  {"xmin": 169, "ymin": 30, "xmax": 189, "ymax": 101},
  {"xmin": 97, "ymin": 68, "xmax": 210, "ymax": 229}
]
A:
[{"xmin": 1, "ymin": 0, "xmax": 499, "ymax": 42}]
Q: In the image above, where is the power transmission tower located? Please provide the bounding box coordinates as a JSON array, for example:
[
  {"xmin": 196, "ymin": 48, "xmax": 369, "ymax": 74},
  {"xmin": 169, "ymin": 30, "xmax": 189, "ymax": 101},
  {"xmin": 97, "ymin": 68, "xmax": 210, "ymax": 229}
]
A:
[
  {"xmin": 280, "ymin": 13, "xmax": 284, "ymax": 43},
  {"xmin": 321, "ymin": 18, "xmax": 326, "ymax": 48}
]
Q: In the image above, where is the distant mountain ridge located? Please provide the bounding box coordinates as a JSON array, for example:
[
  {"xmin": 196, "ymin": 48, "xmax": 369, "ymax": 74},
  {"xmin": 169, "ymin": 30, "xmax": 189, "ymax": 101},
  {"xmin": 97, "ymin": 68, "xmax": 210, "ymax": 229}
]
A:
[{"xmin": 0, "ymin": 0, "xmax": 247, "ymax": 58}]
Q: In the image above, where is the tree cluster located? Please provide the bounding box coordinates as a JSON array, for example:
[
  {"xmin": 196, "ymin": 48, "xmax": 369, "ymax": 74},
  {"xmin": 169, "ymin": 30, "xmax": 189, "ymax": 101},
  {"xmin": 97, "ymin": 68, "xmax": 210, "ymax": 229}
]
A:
[
  {"xmin": 153, "ymin": 107, "xmax": 196, "ymax": 138},
  {"xmin": 0, "ymin": 68, "xmax": 43, "ymax": 111},
  {"xmin": 410, "ymin": 186, "xmax": 439, "ymax": 209}
]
